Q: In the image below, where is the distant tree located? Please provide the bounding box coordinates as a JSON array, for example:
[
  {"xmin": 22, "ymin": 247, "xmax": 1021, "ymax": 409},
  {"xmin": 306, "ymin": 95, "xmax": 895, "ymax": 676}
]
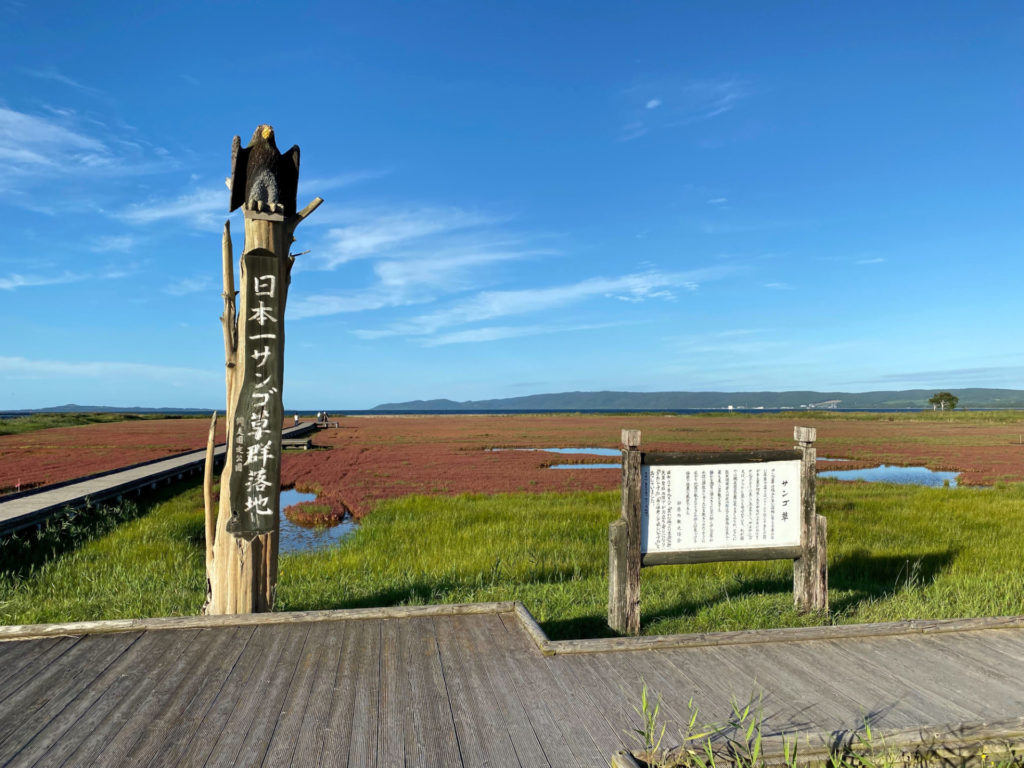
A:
[{"xmin": 929, "ymin": 391, "xmax": 959, "ymax": 411}]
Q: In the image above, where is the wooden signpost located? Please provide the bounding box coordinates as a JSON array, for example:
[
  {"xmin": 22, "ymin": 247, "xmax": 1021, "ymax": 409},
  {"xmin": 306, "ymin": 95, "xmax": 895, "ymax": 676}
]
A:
[
  {"xmin": 608, "ymin": 426, "xmax": 827, "ymax": 635},
  {"xmin": 202, "ymin": 125, "xmax": 322, "ymax": 615}
]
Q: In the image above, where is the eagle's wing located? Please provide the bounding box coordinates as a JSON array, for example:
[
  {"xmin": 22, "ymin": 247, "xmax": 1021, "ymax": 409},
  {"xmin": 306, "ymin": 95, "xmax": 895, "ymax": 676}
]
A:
[
  {"xmin": 279, "ymin": 144, "xmax": 300, "ymax": 216},
  {"xmin": 228, "ymin": 135, "xmax": 250, "ymax": 212}
]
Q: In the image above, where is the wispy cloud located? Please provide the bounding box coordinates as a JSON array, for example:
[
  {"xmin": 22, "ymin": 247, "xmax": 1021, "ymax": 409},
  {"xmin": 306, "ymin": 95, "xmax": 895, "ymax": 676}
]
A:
[
  {"xmin": 23, "ymin": 67, "xmax": 102, "ymax": 95},
  {"xmin": 707, "ymin": 197, "xmax": 728, "ymax": 205},
  {"xmin": 764, "ymin": 282, "xmax": 793, "ymax": 290},
  {"xmin": 422, "ymin": 321, "xmax": 622, "ymax": 347},
  {"xmin": 299, "ymin": 169, "xmax": 391, "ymax": 197},
  {"xmin": 0, "ymin": 105, "xmax": 173, "ymax": 196},
  {"xmin": 313, "ymin": 206, "xmax": 499, "ymax": 268},
  {"xmin": 619, "ymin": 78, "xmax": 749, "ymax": 141},
  {"xmin": 353, "ymin": 267, "xmax": 731, "ymax": 342},
  {"xmin": 89, "ymin": 234, "xmax": 138, "ymax": 253},
  {"xmin": 0, "ymin": 271, "xmax": 84, "ymax": 291},
  {"xmin": 856, "ymin": 257, "xmax": 885, "ymax": 265},
  {"xmin": 164, "ymin": 276, "xmax": 216, "ymax": 296},
  {"xmin": 0, "ymin": 355, "xmax": 219, "ymax": 383},
  {"xmin": 116, "ymin": 186, "xmax": 228, "ymax": 230},
  {"xmin": 667, "ymin": 79, "xmax": 748, "ymax": 126}
]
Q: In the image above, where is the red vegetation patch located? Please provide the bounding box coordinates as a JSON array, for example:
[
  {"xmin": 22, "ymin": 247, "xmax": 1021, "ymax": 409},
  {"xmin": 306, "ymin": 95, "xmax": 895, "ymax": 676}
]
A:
[
  {"xmin": 283, "ymin": 501, "xmax": 348, "ymax": 527},
  {"xmin": 279, "ymin": 414, "xmax": 1024, "ymax": 519},
  {"xmin": 0, "ymin": 418, "xmax": 227, "ymax": 494},
  {"xmin": 6, "ymin": 413, "xmax": 1024, "ymax": 516}
]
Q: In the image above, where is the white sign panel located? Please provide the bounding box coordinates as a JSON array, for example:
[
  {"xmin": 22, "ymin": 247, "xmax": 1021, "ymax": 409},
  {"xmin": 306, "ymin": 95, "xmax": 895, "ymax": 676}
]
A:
[{"xmin": 641, "ymin": 460, "xmax": 801, "ymax": 554}]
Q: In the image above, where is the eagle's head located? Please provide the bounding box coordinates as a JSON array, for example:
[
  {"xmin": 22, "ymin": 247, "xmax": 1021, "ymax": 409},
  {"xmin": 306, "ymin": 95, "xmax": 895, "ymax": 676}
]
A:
[{"xmin": 249, "ymin": 124, "xmax": 277, "ymax": 148}]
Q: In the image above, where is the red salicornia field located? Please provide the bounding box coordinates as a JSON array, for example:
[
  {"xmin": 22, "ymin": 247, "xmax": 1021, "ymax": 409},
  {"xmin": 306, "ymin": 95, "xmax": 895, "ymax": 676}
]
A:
[{"xmin": 5, "ymin": 413, "xmax": 1019, "ymax": 518}]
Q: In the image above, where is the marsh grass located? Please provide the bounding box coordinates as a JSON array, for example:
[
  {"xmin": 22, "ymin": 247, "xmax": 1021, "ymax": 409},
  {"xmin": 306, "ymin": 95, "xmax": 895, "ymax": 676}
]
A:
[
  {"xmin": 0, "ymin": 411, "xmax": 202, "ymax": 436},
  {"xmin": 2, "ymin": 480, "xmax": 1024, "ymax": 636},
  {"xmin": 625, "ymin": 685, "xmax": 1024, "ymax": 767}
]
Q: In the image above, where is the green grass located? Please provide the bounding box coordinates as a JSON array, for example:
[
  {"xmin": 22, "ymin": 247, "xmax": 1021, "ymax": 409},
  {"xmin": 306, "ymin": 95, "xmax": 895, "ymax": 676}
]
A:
[
  {"xmin": 0, "ymin": 411, "xmax": 204, "ymax": 436},
  {"xmin": 2, "ymin": 480, "xmax": 1024, "ymax": 636}
]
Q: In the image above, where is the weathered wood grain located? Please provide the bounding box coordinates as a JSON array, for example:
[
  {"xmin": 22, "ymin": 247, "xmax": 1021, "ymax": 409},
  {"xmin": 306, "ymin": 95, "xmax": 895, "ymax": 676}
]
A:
[
  {"xmin": 621, "ymin": 429, "xmax": 642, "ymax": 635},
  {"xmin": 285, "ymin": 620, "xmax": 348, "ymax": 767},
  {"xmin": 346, "ymin": 619, "xmax": 381, "ymax": 767},
  {"xmin": 496, "ymin": 612, "xmax": 604, "ymax": 766}
]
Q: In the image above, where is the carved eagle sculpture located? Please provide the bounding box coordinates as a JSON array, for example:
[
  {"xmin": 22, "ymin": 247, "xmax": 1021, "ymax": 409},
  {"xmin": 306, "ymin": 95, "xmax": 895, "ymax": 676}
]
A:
[{"xmin": 228, "ymin": 124, "xmax": 300, "ymax": 216}]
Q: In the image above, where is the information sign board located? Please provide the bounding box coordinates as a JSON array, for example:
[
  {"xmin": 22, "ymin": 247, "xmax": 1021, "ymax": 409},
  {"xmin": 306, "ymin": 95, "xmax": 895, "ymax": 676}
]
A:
[{"xmin": 641, "ymin": 460, "xmax": 801, "ymax": 555}]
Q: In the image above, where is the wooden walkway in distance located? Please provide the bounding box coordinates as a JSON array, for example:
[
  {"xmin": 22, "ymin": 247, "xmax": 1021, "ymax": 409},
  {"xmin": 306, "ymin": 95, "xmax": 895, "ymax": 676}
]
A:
[
  {"xmin": 2, "ymin": 603, "xmax": 1024, "ymax": 767},
  {"xmin": 0, "ymin": 422, "xmax": 317, "ymax": 536}
]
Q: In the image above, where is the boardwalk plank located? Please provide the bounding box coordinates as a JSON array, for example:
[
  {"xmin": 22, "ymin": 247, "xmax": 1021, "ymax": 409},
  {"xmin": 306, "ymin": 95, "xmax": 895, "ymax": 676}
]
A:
[
  {"xmin": 0, "ymin": 633, "xmax": 138, "ymax": 753},
  {"xmin": 823, "ymin": 637, "xmax": 981, "ymax": 724},
  {"xmin": 230, "ymin": 623, "xmax": 315, "ymax": 767},
  {"xmin": 0, "ymin": 637, "xmax": 80, "ymax": 705},
  {"xmin": 121, "ymin": 625, "xmax": 256, "ymax": 767},
  {"xmin": 197, "ymin": 623, "xmax": 302, "ymax": 767},
  {"xmin": 462, "ymin": 614, "xmax": 550, "ymax": 767},
  {"xmin": 481, "ymin": 613, "xmax": 579, "ymax": 768},
  {"xmin": 346, "ymin": 619, "xmax": 382, "ymax": 768},
  {"xmin": 914, "ymin": 633, "xmax": 1024, "ymax": 705},
  {"xmin": 377, "ymin": 619, "xmax": 405, "ymax": 768},
  {"xmin": 11, "ymin": 629, "xmax": 200, "ymax": 768},
  {"xmin": 318, "ymin": 619, "xmax": 371, "ymax": 768},
  {"xmin": 397, "ymin": 616, "xmax": 461, "ymax": 768},
  {"xmin": 737, "ymin": 640, "xmax": 936, "ymax": 731},
  {"xmin": 434, "ymin": 615, "xmax": 519, "ymax": 768},
  {"xmin": 260, "ymin": 622, "xmax": 336, "ymax": 767},
  {"xmin": 51, "ymin": 628, "xmax": 212, "ymax": 768},
  {"xmin": 545, "ymin": 651, "xmax": 628, "ymax": 759},
  {"xmin": 496, "ymin": 613, "xmax": 605, "ymax": 767},
  {"xmin": 285, "ymin": 620, "xmax": 348, "ymax": 768},
  {"xmin": 93, "ymin": 626, "xmax": 245, "ymax": 767},
  {"xmin": 0, "ymin": 638, "xmax": 62, "ymax": 691}
]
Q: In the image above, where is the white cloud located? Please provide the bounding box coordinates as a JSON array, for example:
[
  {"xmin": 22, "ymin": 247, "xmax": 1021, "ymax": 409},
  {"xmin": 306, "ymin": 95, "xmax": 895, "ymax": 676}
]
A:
[
  {"xmin": 90, "ymin": 234, "xmax": 137, "ymax": 253},
  {"xmin": 164, "ymin": 276, "xmax": 216, "ymax": 296},
  {"xmin": 764, "ymin": 282, "xmax": 793, "ymax": 290},
  {"xmin": 617, "ymin": 121, "xmax": 649, "ymax": 142},
  {"xmin": 0, "ymin": 271, "xmax": 84, "ymax": 290},
  {"xmin": 24, "ymin": 68, "xmax": 101, "ymax": 94},
  {"xmin": 422, "ymin": 321, "xmax": 621, "ymax": 347},
  {"xmin": 668, "ymin": 79, "xmax": 749, "ymax": 126},
  {"xmin": 314, "ymin": 207, "xmax": 498, "ymax": 268},
  {"xmin": 707, "ymin": 197, "xmax": 728, "ymax": 205},
  {"xmin": 645, "ymin": 99, "xmax": 662, "ymax": 109},
  {"xmin": 0, "ymin": 355, "xmax": 219, "ymax": 383},
  {"xmin": 0, "ymin": 106, "xmax": 173, "ymax": 192},
  {"xmin": 117, "ymin": 186, "xmax": 228, "ymax": 230},
  {"xmin": 856, "ymin": 257, "xmax": 885, "ymax": 265},
  {"xmin": 299, "ymin": 169, "xmax": 391, "ymax": 196},
  {"xmin": 354, "ymin": 267, "xmax": 731, "ymax": 341}
]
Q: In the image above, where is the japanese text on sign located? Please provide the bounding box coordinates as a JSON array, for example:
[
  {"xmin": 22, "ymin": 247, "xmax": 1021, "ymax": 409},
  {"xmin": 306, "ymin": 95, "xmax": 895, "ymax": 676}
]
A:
[{"xmin": 640, "ymin": 460, "xmax": 800, "ymax": 554}]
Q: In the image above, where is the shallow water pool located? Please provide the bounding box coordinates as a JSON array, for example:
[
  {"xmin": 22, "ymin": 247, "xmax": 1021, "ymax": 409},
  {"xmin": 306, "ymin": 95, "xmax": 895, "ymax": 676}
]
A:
[{"xmin": 279, "ymin": 488, "xmax": 357, "ymax": 554}]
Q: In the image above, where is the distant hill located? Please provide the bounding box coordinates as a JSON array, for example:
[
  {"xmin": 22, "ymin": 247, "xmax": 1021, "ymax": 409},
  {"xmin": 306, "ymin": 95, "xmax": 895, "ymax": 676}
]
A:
[
  {"xmin": 373, "ymin": 389, "xmax": 1024, "ymax": 411},
  {"xmin": 3, "ymin": 404, "xmax": 209, "ymax": 415}
]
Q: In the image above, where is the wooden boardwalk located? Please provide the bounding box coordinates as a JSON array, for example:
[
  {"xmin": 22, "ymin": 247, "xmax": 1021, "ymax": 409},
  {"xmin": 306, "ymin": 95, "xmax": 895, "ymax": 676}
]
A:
[
  {"xmin": 2, "ymin": 603, "xmax": 1023, "ymax": 767},
  {"xmin": 0, "ymin": 422, "xmax": 317, "ymax": 536}
]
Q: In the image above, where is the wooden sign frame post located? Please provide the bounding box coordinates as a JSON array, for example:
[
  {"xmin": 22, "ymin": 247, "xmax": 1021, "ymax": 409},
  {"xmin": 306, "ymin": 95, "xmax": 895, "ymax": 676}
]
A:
[
  {"xmin": 202, "ymin": 125, "xmax": 322, "ymax": 615},
  {"xmin": 608, "ymin": 427, "xmax": 827, "ymax": 635}
]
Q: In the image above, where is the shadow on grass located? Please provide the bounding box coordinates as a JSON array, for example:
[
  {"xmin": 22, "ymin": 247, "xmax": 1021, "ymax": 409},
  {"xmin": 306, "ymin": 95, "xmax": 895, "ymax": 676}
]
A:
[
  {"xmin": 0, "ymin": 478, "xmax": 200, "ymax": 580},
  {"xmin": 637, "ymin": 548, "xmax": 958, "ymax": 634}
]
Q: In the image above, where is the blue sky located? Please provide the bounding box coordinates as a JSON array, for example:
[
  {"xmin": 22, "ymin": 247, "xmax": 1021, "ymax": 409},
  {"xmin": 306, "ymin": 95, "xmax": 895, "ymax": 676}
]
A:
[{"xmin": 1, "ymin": 1, "xmax": 1022, "ymax": 409}]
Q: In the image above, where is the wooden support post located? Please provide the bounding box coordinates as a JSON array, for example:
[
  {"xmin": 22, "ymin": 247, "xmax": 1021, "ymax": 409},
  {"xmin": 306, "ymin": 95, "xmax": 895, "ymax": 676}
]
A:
[
  {"xmin": 613, "ymin": 429, "xmax": 642, "ymax": 635},
  {"xmin": 793, "ymin": 426, "xmax": 828, "ymax": 613},
  {"xmin": 204, "ymin": 125, "xmax": 322, "ymax": 615},
  {"xmin": 608, "ymin": 519, "xmax": 627, "ymax": 633}
]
